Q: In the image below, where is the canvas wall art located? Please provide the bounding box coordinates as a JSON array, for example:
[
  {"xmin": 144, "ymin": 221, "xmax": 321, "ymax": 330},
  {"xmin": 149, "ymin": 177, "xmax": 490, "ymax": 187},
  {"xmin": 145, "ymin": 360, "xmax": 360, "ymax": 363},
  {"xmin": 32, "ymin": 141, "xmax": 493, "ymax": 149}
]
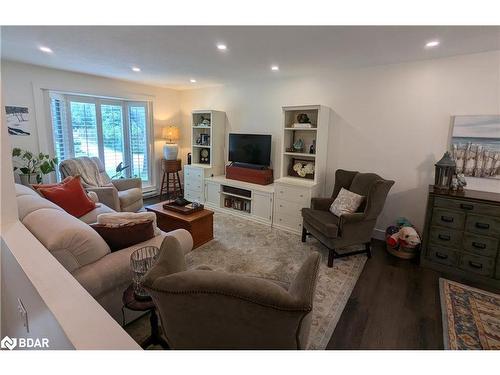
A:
[
  {"xmin": 5, "ymin": 106, "xmax": 31, "ymax": 136},
  {"xmin": 451, "ymin": 115, "xmax": 500, "ymax": 179}
]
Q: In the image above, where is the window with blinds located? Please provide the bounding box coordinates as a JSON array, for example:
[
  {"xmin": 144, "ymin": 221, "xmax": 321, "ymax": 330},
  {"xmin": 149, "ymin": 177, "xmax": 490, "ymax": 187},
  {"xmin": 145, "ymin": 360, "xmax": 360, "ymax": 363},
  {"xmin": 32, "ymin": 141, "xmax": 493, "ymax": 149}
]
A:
[{"xmin": 49, "ymin": 93, "xmax": 152, "ymax": 187}]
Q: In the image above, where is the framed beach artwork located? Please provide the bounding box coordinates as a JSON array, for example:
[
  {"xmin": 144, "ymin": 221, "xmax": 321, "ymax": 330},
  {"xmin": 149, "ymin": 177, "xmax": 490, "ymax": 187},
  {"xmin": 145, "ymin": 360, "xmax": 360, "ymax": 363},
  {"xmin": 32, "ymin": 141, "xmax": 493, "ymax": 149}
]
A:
[
  {"xmin": 450, "ymin": 115, "xmax": 500, "ymax": 180},
  {"xmin": 5, "ymin": 105, "xmax": 31, "ymax": 136}
]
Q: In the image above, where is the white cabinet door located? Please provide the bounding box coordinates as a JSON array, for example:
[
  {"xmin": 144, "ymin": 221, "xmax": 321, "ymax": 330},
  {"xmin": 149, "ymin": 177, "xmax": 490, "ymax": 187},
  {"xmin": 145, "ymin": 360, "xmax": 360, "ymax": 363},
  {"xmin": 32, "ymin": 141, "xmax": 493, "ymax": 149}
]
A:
[
  {"xmin": 253, "ymin": 191, "xmax": 273, "ymax": 222},
  {"xmin": 205, "ymin": 182, "xmax": 220, "ymax": 207}
]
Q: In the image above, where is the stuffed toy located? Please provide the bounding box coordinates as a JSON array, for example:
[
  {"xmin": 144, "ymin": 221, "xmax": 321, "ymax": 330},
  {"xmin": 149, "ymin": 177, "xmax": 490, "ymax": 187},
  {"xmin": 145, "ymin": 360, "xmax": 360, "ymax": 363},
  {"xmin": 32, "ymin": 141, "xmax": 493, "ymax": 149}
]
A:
[{"xmin": 386, "ymin": 226, "xmax": 421, "ymax": 248}]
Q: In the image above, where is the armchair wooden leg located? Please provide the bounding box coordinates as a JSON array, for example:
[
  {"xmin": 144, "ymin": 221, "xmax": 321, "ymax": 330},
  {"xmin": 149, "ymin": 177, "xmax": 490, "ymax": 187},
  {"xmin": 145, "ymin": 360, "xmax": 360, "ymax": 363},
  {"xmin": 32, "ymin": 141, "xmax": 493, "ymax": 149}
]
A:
[
  {"xmin": 365, "ymin": 241, "xmax": 372, "ymax": 259},
  {"xmin": 328, "ymin": 249, "xmax": 335, "ymax": 267},
  {"xmin": 301, "ymin": 226, "xmax": 307, "ymax": 242}
]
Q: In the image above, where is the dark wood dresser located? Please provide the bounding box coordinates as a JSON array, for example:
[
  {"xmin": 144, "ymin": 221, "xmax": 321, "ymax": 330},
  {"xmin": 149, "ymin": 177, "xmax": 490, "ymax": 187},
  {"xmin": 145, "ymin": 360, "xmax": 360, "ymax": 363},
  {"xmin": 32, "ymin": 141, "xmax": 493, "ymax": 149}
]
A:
[{"xmin": 421, "ymin": 186, "xmax": 500, "ymax": 289}]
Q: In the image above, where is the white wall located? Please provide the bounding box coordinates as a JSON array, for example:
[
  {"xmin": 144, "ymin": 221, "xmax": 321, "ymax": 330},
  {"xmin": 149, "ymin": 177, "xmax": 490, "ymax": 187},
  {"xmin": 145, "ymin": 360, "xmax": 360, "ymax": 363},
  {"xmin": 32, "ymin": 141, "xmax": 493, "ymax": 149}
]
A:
[
  {"xmin": 1, "ymin": 61, "xmax": 182, "ymax": 190},
  {"xmin": 180, "ymin": 51, "xmax": 500, "ymax": 232}
]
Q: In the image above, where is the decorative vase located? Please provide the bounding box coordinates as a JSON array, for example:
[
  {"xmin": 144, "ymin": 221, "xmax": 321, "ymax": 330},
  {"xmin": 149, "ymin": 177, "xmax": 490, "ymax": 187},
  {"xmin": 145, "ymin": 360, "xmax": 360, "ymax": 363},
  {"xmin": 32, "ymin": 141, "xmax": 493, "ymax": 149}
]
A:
[
  {"xmin": 19, "ymin": 173, "xmax": 38, "ymax": 186},
  {"xmin": 163, "ymin": 143, "xmax": 179, "ymax": 160}
]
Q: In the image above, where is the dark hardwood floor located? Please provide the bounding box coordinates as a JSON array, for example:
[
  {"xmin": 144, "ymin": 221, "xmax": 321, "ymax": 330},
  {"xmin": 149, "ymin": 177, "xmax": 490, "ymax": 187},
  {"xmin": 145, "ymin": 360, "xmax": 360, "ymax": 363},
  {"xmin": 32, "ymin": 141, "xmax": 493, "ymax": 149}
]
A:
[
  {"xmin": 145, "ymin": 195, "xmax": 494, "ymax": 350},
  {"xmin": 327, "ymin": 240, "xmax": 445, "ymax": 349}
]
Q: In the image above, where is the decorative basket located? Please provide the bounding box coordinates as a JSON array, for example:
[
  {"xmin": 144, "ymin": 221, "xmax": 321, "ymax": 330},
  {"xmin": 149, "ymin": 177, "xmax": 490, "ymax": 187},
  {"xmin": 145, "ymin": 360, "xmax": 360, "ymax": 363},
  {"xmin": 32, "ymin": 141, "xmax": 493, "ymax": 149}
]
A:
[
  {"xmin": 386, "ymin": 243, "xmax": 419, "ymax": 260},
  {"xmin": 130, "ymin": 246, "xmax": 160, "ymax": 301}
]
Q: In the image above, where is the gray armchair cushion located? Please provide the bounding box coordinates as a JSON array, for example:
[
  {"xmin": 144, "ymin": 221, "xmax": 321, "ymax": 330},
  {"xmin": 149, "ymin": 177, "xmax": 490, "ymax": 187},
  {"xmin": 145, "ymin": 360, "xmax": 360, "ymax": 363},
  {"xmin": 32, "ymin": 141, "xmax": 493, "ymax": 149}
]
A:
[
  {"xmin": 112, "ymin": 178, "xmax": 142, "ymax": 191},
  {"xmin": 301, "ymin": 208, "xmax": 339, "ymax": 238}
]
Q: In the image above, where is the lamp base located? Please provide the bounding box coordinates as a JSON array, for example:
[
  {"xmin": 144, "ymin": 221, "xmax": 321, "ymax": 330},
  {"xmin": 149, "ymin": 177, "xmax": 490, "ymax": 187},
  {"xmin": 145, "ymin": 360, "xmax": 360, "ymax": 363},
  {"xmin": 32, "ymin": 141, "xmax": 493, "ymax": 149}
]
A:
[{"xmin": 163, "ymin": 144, "xmax": 178, "ymax": 160}]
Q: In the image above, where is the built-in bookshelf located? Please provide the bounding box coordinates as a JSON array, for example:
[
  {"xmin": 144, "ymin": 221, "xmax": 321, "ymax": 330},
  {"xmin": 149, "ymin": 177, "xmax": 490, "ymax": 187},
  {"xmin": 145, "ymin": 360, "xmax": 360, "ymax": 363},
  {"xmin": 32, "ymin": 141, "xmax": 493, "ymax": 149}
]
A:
[
  {"xmin": 190, "ymin": 110, "xmax": 224, "ymax": 168},
  {"xmin": 184, "ymin": 110, "xmax": 225, "ymax": 203},
  {"xmin": 278, "ymin": 105, "xmax": 330, "ymax": 187},
  {"xmin": 273, "ymin": 105, "xmax": 331, "ymax": 234}
]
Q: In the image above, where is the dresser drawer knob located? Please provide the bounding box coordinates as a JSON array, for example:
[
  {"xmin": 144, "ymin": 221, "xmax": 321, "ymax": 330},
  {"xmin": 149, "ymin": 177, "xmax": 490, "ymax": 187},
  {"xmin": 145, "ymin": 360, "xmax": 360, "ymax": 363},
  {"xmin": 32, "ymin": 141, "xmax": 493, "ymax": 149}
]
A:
[
  {"xmin": 441, "ymin": 215, "xmax": 454, "ymax": 223},
  {"xmin": 435, "ymin": 252, "xmax": 448, "ymax": 259},
  {"xmin": 460, "ymin": 203, "xmax": 473, "ymax": 210},
  {"xmin": 475, "ymin": 222, "xmax": 490, "ymax": 230},
  {"xmin": 472, "ymin": 242, "xmax": 486, "ymax": 249},
  {"xmin": 469, "ymin": 261, "xmax": 483, "ymax": 269},
  {"xmin": 438, "ymin": 234, "xmax": 451, "ymax": 241}
]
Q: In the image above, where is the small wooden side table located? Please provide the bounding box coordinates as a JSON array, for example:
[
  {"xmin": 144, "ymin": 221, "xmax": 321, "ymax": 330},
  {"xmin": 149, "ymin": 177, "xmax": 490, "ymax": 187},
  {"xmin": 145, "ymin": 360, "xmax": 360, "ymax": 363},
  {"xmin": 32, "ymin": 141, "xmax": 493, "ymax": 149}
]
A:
[
  {"xmin": 160, "ymin": 159, "xmax": 182, "ymax": 201},
  {"xmin": 122, "ymin": 284, "xmax": 169, "ymax": 349}
]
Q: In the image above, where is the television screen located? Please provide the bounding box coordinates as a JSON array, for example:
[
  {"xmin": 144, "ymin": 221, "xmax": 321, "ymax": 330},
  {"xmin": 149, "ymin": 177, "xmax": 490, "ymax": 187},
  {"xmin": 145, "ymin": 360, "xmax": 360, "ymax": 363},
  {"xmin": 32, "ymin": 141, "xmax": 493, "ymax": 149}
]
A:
[{"xmin": 228, "ymin": 133, "xmax": 272, "ymax": 167}]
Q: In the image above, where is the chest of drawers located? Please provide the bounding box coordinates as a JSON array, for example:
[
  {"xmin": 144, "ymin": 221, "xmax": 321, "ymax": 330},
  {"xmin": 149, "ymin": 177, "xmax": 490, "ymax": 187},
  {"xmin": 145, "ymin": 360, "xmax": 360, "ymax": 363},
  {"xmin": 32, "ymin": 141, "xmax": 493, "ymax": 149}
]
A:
[{"xmin": 421, "ymin": 186, "xmax": 500, "ymax": 289}]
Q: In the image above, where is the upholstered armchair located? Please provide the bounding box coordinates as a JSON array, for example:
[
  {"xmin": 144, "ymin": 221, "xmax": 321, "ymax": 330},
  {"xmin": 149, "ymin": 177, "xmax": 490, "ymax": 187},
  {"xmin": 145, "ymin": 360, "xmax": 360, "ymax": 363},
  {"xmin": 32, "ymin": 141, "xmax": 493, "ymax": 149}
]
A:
[
  {"xmin": 301, "ymin": 169, "xmax": 394, "ymax": 267},
  {"xmin": 143, "ymin": 236, "xmax": 321, "ymax": 349},
  {"xmin": 59, "ymin": 156, "xmax": 143, "ymax": 212}
]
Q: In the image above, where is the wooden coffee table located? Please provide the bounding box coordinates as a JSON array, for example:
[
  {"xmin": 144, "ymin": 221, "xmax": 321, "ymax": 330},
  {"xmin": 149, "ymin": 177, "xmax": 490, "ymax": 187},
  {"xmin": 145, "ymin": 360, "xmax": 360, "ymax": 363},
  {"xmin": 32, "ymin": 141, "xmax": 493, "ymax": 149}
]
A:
[{"xmin": 145, "ymin": 202, "xmax": 214, "ymax": 249}]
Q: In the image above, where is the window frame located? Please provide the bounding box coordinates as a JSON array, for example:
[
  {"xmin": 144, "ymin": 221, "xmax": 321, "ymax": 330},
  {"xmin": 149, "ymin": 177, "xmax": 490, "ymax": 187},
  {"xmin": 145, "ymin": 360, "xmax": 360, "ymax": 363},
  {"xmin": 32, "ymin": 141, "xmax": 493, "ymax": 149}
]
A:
[{"xmin": 50, "ymin": 93, "xmax": 153, "ymax": 188}]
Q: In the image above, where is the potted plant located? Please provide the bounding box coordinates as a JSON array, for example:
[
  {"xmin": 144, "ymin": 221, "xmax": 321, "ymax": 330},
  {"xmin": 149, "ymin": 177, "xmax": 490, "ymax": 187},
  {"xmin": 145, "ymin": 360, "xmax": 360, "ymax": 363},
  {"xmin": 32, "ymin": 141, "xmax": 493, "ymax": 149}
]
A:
[{"xmin": 12, "ymin": 147, "xmax": 58, "ymax": 185}]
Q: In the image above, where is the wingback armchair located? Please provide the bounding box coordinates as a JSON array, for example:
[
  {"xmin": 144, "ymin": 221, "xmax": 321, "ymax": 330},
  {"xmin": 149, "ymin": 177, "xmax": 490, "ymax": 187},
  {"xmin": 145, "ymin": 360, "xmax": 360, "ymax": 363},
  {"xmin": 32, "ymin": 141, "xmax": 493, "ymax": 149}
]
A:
[
  {"xmin": 301, "ymin": 169, "xmax": 394, "ymax": 267},
  {"xmin": 143, "ymin": 236, "xmax": 321, "ymax": 349},
  {"xmin": 59, "ymin": 156, "xmax": 143, "ymax": 212}
]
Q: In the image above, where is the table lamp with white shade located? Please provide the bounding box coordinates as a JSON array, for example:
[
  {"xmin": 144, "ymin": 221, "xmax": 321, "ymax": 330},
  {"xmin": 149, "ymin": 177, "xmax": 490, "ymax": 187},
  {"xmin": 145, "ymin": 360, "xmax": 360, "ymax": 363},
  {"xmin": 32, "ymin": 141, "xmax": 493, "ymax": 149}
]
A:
[{"xmin": 162, "ymin": 125, "xmax": 180, "ymax": 160}]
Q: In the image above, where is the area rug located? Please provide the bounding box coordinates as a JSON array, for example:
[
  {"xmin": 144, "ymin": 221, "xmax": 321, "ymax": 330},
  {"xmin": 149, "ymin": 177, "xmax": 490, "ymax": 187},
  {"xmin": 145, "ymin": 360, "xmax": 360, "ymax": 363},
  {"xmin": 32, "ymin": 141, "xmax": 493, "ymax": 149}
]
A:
[
  {"xmin": 440, "ymin": 278, "xmax": 500, "ymax": 349},
  {"xmin": 126, "ymin": 212, "xmax": 366, "ymax": 349}
]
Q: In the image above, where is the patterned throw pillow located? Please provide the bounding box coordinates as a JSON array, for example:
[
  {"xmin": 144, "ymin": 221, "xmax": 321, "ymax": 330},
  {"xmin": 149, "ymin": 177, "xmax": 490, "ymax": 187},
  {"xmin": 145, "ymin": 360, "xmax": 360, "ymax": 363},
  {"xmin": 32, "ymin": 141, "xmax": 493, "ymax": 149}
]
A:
[{"xmin": 329, "ymin": 188, "xmax": 365, "ymax": 217}]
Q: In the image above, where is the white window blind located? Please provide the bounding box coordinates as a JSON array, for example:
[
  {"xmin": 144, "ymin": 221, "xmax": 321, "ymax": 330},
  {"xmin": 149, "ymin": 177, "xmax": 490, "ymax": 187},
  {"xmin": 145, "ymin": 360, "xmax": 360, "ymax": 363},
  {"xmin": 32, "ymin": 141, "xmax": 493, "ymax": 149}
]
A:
[
  {"xmin": 50, "ymin": 94, "xmax": 70, "ymax": 163},
  {"xmin": 128, "ymin": 103, "xmax": 149, "ymax": 182},
  {"xmin": 48, "ymin": 92, "xmax": 152, "ymax": 187},
  {"xmin": 101, "ymin": 103, "xmax": 125, "ymax": 178},
  {"xmin": 69, "ymin": 101, "xmax": 99, "ymax": 158}
]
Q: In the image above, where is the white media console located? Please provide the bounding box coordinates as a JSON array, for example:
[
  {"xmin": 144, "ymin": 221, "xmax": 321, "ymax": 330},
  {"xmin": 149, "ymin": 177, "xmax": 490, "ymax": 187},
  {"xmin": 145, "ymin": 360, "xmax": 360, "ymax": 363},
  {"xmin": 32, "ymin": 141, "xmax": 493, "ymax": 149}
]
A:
[{"xmin": 204, "ymin": 176, "xmax": 275, "ymax": 226}]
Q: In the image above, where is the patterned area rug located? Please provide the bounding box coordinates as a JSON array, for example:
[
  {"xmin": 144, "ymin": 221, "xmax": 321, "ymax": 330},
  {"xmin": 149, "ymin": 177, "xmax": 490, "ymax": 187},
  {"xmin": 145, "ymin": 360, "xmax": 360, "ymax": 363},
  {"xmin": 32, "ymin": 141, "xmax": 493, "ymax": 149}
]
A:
[
  {"xmin": 440, "ymin": 278, "xmax": 500, "ymax": 349},
  {"xmin": 125, "ymin": 212, "xmax": 366, "ymax": 349}
]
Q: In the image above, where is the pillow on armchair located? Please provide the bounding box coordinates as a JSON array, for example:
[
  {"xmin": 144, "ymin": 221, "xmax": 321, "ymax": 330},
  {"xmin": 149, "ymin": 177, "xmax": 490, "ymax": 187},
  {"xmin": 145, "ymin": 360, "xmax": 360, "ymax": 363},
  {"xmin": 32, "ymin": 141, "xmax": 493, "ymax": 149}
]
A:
[{"xmin": 329, "ymin": 188, "xmax": 364, "ymax": 217}]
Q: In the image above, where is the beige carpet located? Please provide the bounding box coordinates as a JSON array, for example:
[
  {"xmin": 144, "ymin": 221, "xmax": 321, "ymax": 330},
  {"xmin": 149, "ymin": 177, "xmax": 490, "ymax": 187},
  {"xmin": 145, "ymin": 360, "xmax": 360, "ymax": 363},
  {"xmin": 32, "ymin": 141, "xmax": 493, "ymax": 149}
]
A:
[{"xmin": 125, "ymin": 211, "xmax": 366, "ymax": 349}]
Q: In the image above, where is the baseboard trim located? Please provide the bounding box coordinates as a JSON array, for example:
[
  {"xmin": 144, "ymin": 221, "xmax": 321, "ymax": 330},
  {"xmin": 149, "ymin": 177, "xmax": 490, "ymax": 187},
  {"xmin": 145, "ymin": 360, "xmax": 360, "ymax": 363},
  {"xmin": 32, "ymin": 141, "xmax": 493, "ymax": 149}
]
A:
[{"xmin": 372, "ymin": 228, "xmax": 386, "ymax": 241}]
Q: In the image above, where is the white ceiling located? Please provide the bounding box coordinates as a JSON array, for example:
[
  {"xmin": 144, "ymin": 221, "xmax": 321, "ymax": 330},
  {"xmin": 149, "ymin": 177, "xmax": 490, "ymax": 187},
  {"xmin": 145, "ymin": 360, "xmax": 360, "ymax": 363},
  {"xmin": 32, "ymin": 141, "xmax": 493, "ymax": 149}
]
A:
[{"xmin": 1, "ymin": 26, "xmax": 499, "ymax": 90}]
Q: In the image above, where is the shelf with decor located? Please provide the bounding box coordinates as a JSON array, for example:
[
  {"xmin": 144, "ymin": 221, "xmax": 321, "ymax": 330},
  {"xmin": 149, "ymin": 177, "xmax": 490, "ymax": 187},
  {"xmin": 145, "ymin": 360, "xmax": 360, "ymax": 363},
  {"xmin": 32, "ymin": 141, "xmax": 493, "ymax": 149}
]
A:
[
  {"xmin": 184, "ymin": 110, "xmax": 226, "ymax": 203},
  {"xmin": 274, "ymin": 105, "xmax": 331, "ymax": 234}
]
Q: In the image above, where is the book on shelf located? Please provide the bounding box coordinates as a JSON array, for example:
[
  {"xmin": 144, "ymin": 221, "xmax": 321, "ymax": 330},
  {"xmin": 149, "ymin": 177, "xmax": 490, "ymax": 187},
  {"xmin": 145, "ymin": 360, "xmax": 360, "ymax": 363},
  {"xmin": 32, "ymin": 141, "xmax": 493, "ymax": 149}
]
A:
[{"xmin": 292, "ymin": 123, "xmax": 313, "ymax": 129}]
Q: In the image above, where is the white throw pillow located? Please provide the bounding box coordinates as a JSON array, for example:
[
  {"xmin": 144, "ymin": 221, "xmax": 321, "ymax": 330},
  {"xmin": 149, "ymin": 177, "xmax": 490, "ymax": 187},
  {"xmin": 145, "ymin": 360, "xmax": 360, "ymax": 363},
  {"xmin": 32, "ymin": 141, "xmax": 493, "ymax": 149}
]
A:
[
  {"xmin": 329, "ymin": 188, "xmax": 365, "ymax": 217},
  {"xmin": 97, "ymin": 212, "xmax": 161, "ymax": 235}
]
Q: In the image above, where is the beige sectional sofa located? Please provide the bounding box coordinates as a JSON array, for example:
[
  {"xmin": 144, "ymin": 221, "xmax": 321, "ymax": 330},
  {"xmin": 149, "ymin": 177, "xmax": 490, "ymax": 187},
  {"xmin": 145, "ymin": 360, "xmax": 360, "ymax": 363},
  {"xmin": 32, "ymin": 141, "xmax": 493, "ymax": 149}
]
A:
[{"xmin": 15, "ymin": 184, "xmax": 193, "ymax": 324}]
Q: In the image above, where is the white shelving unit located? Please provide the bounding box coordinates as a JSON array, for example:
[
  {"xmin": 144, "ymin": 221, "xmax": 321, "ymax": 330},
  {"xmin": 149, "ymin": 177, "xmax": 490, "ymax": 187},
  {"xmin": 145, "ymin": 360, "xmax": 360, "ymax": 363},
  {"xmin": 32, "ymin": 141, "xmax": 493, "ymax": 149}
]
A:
[
  {"xmin": 184, "ymin": 110, "xmax": 226, "ymax": 203},
  {"xmin": 274, "ymin": 105, "xmax": 331, "ymax": 234}
]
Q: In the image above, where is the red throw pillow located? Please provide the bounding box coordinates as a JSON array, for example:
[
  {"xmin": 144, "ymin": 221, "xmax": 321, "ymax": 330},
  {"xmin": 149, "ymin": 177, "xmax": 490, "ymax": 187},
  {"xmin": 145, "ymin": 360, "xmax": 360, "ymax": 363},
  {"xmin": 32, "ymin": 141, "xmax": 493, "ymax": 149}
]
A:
[
  {"xmin": 90, "ymin": 220, "xmax": 155, "ymax": 251},
  {"xmin": 38, "ymin": 176, "xmax": 96, "ymax": 217},
  {"xmin": 32, "ymin": 176, "xmax": 73, "ymax": 190}
]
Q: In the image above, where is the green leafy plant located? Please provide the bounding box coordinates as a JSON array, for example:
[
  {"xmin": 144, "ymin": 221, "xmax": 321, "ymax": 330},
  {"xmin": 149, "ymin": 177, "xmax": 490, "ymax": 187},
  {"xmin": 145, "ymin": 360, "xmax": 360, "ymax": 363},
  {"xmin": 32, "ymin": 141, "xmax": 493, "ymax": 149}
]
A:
[{"xmin": 12, "ymin": 147, "xmax": 58, "ymax": 184}]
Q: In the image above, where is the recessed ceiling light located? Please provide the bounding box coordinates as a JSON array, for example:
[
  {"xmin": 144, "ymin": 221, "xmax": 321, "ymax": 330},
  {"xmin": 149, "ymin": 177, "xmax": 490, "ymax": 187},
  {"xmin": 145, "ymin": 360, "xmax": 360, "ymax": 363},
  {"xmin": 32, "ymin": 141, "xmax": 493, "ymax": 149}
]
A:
[
  {"xmin": 190, "ymin": 79, "xmax": 197, "ymax": 83},
  {"xmin": 425, "ymin": 40, "xmax": 440, "ymax": 48},
  {"xmin": 271, "ymin": 65, "xmax": 279, "ymax": 71},
  {"xmin": 131, "ymin": 67, "xmax": 141, "ymax": 72},
  {"xmin": 39, "ymin": 46, "xmax": 53, "ymax": 54},
  {"xmin": 217, "ymin": 44, "xmax": 227, "ymax": 50}
]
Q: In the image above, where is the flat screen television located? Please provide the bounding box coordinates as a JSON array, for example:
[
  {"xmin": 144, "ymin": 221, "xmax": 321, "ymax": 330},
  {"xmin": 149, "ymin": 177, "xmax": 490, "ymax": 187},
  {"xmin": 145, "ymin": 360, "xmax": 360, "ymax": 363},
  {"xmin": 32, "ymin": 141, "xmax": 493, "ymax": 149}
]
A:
[{"xmin": 228, "ymin": 133, "xmax": 272, "ymax": 167}]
